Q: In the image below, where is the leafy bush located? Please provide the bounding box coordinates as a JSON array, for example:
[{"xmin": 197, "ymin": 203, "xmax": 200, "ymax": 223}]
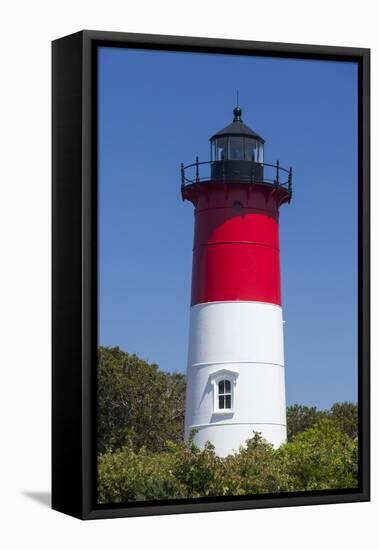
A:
[
  {"xmin": 98, "ymin": 446, "xmax": 187, "ymax": 503},
  {"xmin": 97, "ymin": 347, "xmax": 358, "ymax": 503},
  {"xmin": 286, "ymin": 402, "xmax": 358, "ymax": 441},
  {"xmin": 328, "ymin": 402, "xmax": 358, "ymax": 439},
  {"xmin": 286, "ymin": 404, "xmax": 327, "ymax": 440},
  {"xmin": 276, "ymin": 420, "xmax": 358, "ymax": 492},
  {"xmin": 97, "ymin": 425, "xmax": 358, "ymax": 504},
  {"xmin": 98, "ymin": 346, "xmax": 186, "ymax": 454}
]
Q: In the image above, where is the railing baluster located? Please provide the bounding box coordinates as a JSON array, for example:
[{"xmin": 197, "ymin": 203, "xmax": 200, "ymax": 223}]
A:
[{"xmin": 180, "ymin": 160, "xmax": 291, "ymax": 196}]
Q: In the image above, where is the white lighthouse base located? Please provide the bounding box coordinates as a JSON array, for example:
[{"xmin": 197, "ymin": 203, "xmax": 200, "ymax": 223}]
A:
[
  {"xmin": 191, "ymin": 423, "xmax": 287, "ymax": 457},
  {"xmin": 184, "ymin": 301, "xmax": 287, "ymax": 457}
]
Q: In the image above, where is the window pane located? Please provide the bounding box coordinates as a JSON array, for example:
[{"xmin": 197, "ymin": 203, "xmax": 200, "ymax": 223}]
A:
[
  {"xmin": 245, "ymin": 139, "xmax": 257, "ymax": 162},
  {"xmin": 219, "ymin": 396, "xmax": 224, "ymax": 409},
  {"xmin": 229, "ymin": 137, "xmax": 244, "ymax": 160},
  {"xmin": 219, "ymin": 380, "xmax": 225, "ymax": 394},
  {"xmin": 225, "ymin": 395, "xmax": 231, "ymax": 409},
  {"xmin": 225, "ymin": 380, "xmax": 231, "ymax": 393},
  {"xmin": 215, "ymin": 137, "xmax": 228, "ymax": 160},
  {"xmin": 258, "ymin": 143, "xmax": 264, "ymax": 163}
]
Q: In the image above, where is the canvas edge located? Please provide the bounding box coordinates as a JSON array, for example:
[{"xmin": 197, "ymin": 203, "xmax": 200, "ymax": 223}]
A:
[{"xmin": 52, "ymin": 30, "xmax": 370, "ymax": 520}]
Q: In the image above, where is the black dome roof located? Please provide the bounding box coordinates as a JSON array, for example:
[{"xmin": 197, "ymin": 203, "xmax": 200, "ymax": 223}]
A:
[{"xmin": 210, "ymin": 107, "xmax": 265, "ymax": 143}]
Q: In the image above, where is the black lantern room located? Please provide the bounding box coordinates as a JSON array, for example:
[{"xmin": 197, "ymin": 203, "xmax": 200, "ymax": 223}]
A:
[
  {"xmin": 180, "ymin": 106, "xmax": 292, "ymax": 202},
  {"xmin": 210, "ymin": 106, "xmax": 265, "ymax": 183}
]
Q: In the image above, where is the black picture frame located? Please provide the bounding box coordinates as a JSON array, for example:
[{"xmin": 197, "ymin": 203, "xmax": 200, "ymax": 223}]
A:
[{"xmin": 52, "ymin": 30, "xmax": 370, "ymax": 520}]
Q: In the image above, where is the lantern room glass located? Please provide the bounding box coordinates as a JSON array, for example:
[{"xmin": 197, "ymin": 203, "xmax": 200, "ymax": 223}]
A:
[
  {"xmin": 212, "ymin": 137, "xmax": 264, "ymax": 163},
  {"xmin": 213, "ymin": 137, "xmax": 228, "ymax": 161},
  {"xmin": 229, "ymin": 137, "xmax": 244, "ymax": 160},
  {"xmin": 245, "ymin": 139, "xmax": 264, "ymax": 163}
]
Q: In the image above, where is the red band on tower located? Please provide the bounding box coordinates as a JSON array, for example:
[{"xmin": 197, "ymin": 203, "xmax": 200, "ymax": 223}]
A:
[{"xmin": 188, "ymin": 183, "xmax": 287, "ymax": 306}]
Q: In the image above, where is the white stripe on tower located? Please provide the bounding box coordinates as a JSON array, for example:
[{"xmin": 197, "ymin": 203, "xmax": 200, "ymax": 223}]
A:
[{"xmin": 184, "ymin": 301, "xmax": 286, "ymax": 456}]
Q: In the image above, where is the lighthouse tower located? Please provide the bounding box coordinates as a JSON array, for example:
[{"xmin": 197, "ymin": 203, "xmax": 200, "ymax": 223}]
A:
[{"xmin": 181, "ymin": 106, "xmax": 293, "ymax": 456}]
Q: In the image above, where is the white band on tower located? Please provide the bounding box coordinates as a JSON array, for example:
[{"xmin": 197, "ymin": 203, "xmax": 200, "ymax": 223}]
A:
[{"xmin": 185, "ymin": 301, "xmax": 286, "ymax": 456}]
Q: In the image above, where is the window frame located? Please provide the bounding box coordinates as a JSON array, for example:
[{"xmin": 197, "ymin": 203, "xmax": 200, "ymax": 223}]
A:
[
  {"xmin": 217, "ymin": 378, "xmax": 232, "ymax": 410},
  {"xmin": 209, "ymin": 369, "xmax": 239, "ymax": 415}
]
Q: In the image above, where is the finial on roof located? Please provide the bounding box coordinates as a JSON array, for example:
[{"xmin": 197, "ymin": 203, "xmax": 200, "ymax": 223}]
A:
[{"xmin": 233, "ymin": 106, "xmax": 242, "ymax": 122}]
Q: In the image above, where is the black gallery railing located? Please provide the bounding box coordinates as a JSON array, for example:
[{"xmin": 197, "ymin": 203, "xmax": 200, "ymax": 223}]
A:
[{"xmin": 181, "ymin": 159, "xmax": 293, "ymax": 198}]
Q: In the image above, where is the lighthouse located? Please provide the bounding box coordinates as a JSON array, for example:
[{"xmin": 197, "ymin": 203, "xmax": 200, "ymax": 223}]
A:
[{"xmin": 181, "ymin": 106, "xmax": 293, "ymax": 456}]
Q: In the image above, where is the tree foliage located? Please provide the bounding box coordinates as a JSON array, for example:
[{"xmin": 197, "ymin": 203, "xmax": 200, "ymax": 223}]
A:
[
  {"xmin": 286, "ymin": 402, "xmax": 358, "ymax": 440},
  {"xmin": 97, "ymin": 346, "xmax": 186, "ymax": 454},
  {"xmin": 98, "ymin": 426, "xmax": 358, "ymax": 504},
  {"xmin": 97, "ymin": 346, "xmax": 358, "ymax": 503},
  {"xmin": 276, "ymin": 420, "xmax": 358, "ymax": 491},
  {"xmin": 328, "ymin": 402, "xmax": 358, "ymax": 439},
  {"xmin": 286, "ymin": 404, "xmax": 326, "ymax": 440}
]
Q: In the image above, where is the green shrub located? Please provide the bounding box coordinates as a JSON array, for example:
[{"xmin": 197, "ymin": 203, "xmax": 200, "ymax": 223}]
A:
[
  {"xmin": 286, "ymin": 402, "xmax": 358, "ymax": 441},
  {"xmin": 98, "ymin": 346, "xmax": 186, "ymax": 454},
  {"xmin": 97, "ymin": 347, "xmax": 358, "ymax": 503},
  {"xmin": 276, "ymin": 419, "xmax": 358, "ymax": 492},
  {"xmin": 98, "ymin": 446, "xmax": 187, "ymax": 503},
  {"xmin": 97, "ymin": 422, "xmax": 358, "ymax": 504},
  {"xmin": 328, "ymin": 402, "xmax": 358, "ymax": 439}
]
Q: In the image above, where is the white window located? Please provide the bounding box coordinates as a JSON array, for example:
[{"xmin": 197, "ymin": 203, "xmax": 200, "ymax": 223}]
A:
[
  {"xmin": 209, "ymin": 369, "xmax": 239, "ymax": 414},
  {"xmin": 218, "ymin": 379, "xmax": 232, "ymax": 410}
]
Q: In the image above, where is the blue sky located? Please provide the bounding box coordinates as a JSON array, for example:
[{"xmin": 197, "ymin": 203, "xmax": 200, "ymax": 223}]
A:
[{"xmin": 98, "ymin": 47, "xmax": 358, "ymax": 409}]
